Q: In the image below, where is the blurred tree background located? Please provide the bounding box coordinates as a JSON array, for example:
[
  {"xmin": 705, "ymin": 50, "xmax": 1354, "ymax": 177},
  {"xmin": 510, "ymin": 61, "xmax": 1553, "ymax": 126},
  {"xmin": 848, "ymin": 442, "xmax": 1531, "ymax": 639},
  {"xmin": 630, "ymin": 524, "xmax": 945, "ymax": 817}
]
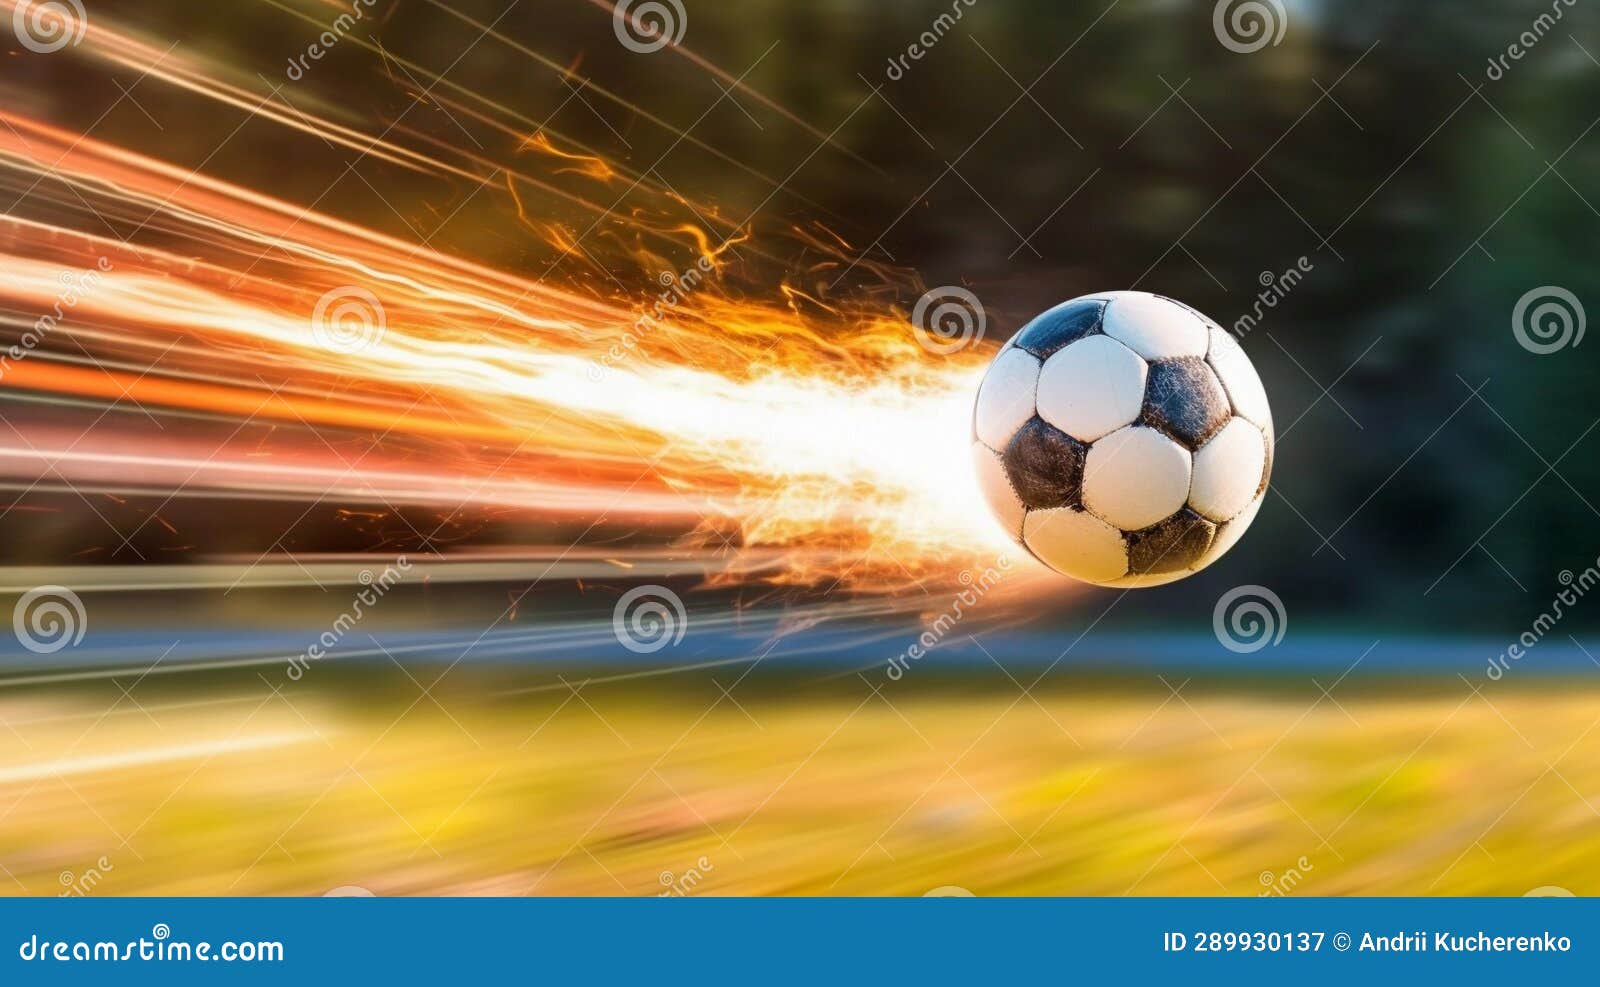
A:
[{"xmin": 8, "ymin": 0, "xmax": 1600, "ymax": 637}]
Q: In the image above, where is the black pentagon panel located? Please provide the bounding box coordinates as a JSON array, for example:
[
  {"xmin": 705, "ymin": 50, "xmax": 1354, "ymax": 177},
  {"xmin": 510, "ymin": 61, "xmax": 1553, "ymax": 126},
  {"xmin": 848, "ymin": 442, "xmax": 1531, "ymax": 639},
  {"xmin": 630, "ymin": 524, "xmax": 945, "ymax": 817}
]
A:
[
  {"xmin": 1140, "ymin": 357, "xmax": 1231, "ymax": 448},
  {"xmin": 1127, "ymin": 508, "xmax": 1216, "ymax": 574},
  {"xmin": 1011, "ymin": 299, "xmax": 1106, "ymax": 360},
  {"xmin": 1002, "ymin": 417, "xmax": 1087, "ymax": 510}
]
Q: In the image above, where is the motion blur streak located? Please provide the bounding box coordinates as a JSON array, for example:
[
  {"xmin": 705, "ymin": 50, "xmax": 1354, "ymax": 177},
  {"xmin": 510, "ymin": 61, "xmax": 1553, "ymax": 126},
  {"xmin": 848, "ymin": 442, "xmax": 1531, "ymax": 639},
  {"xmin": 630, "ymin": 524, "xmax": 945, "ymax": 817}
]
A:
[{"xmin": 0, "ymin": 13, "xmax": 1016, "ymax": 589}]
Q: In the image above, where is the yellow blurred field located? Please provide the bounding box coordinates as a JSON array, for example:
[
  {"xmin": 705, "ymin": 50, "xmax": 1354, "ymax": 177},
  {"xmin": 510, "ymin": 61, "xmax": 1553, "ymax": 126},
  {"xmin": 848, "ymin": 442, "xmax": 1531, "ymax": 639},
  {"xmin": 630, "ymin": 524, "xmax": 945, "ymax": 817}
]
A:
[{"xmin": 1, "ymin": 669, "xmax": 1595, "ymax": 896}]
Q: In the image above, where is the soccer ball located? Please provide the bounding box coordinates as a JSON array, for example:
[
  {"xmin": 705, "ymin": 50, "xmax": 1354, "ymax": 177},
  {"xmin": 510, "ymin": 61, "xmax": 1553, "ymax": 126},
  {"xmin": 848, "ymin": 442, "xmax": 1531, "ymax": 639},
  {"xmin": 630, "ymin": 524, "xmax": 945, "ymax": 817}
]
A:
[{"xmin": 971, "ymin": 291, "xmax": 1272, "ymax": 587}]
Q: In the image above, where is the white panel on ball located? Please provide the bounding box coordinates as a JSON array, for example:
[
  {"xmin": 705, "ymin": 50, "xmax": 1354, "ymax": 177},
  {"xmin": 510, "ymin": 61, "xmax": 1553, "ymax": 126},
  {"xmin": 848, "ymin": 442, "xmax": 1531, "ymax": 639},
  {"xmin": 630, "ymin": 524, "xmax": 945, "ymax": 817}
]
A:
[
  {"xmin": 1206, "ymin": 327, "xmax": 1272, "ymax": 428},
  {"xmin": 1035, "ymin": 335, "xmax": 1148, "ymax": 443},
  {"xmin": 973, "ymin": 347, "xmax": 1040, "ymax": 451},
  {"xmin": 1100, "ymin": 292, "xmax": 1208, "ymax": 360},
  {"xmin": 1022, "ymin": 508, "xmax": 1129, "ymax": 583},
  {"xmin": 1193, "ymin": 494, "xmax": 1264, "ymax": 570},
  {"xmin": 1189, "ymin": 418, "xmax": 1267, "ymax": 522},
  {"xmin": 971, "ymin": 442, "xmax": 1026, "ymax": 539},
  {"xmin": 1082, "ymin": 425, "xmax": 1192, "ymax": 531}
]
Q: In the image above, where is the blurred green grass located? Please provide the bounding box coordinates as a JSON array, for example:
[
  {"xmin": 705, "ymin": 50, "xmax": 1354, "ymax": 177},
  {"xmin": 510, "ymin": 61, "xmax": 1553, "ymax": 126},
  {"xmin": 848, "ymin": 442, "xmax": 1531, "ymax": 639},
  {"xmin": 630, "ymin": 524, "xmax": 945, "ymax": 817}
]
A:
[{"xmin": 1, "ymin": 668, "xmax": 1594, "ymax": 896}]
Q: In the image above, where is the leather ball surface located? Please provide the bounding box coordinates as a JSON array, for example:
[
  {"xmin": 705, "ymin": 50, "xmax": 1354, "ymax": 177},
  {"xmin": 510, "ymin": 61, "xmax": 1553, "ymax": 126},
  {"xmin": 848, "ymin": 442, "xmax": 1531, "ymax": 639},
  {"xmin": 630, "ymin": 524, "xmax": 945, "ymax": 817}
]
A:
[{"xmin": 972, "ymin": 292, "xmax": 1272, "ymax": 587}]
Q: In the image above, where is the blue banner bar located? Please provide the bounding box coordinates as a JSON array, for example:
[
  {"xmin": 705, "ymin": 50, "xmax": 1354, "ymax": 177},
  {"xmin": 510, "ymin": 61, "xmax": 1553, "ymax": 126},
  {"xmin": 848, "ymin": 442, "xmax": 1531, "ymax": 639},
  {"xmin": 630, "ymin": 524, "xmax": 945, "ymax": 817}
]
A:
[{"xmin": 0, "ymin": 897, "xmax": 1590, "ymax": 983}]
